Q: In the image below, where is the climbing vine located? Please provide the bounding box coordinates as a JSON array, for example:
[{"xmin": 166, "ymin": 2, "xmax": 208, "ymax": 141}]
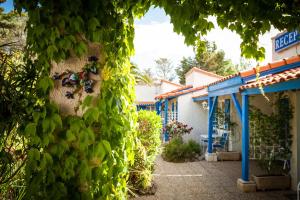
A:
[
  {"xmin": 6, "ymin": 0, "xmax": 300, "ymax": 199},
  {"xmin": 249, "ymin": 93, "xmax": 293, "ymax": 173}
]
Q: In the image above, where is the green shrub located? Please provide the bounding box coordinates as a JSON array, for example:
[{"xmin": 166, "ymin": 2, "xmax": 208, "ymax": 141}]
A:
[
  {"xmin": 162, "ymin": 138, "xmax": 201, "ymax": 162},
  {"xmin": 128, "ymin": 110, "xmax": 162, "ymax": 194}
]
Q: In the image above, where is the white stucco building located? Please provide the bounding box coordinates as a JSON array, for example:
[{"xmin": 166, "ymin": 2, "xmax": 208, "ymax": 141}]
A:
[
  {"xmin": 135, "ymin": 79, "xmax": 182, "ymax": 111},
  {"xmin": 155, "ymin": 67, "xmax": 222, "ymax": 142}
]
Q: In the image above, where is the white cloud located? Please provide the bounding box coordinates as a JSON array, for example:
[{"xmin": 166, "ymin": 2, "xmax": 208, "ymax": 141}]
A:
[
  {"xmin": 204, "ymin": 19, "xmax": 279, "ymax": 66},
  {"xmin": 131, "ymin": 22, "xmax": 194, "ymax": 72},
  {"xmin": 131, "ymin": 12, "xmax": 280, "ymax": 74}
]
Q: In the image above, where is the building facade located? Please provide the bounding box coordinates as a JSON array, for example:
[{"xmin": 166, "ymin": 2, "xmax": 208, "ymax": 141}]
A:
[
  {"xmin": 154, "ymin": 30, "xmax": 300, "ymax": 191},
  {"xmin": 135, "ymin": 79, "xmax": 182, "ymax": 111}
]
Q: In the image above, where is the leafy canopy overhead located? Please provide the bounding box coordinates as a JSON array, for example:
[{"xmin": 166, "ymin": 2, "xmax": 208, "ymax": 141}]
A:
[{"xmin": 14, "ymin": 0, "xmax": 300, "ymax": 62}]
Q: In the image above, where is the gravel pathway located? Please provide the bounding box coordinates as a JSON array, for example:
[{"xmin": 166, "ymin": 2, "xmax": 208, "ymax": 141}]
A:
[{"xmin": 133, "ymin": 156, "xmax": 296, "ymax": 200}]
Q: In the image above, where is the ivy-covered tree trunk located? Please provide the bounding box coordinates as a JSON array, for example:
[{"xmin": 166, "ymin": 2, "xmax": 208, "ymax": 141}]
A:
[
  {"xmin": 24, "ymin": 43, "xmax": 137, "ymax": 200},
  {"xmin": 13, "ymin": 1, "xmax": 139, "ymax": 197}
]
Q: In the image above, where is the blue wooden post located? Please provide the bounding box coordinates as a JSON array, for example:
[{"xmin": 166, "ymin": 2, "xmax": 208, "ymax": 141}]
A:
[
  {"xmin": 155, "ymin": 101, "xmax": 161, "ymax": 115},
  {"xmin": 231, "ymin": 93, "xmax": 242, "ymax": 122},
  {"xmin": 207, "ymin": 97, "xmax": 213, "ymax": 153},
  {"xmin": 171, "ymin": 102, "xmax": 174, "ymax": 120},
  {"xmin": 242, "ymin": 94, "xmax": 249, "ymax": 181},
  {"xmin": 224, "ymin": 99, "xmax": 230, "ymax": 130},
  {"xmin": 164, "ymin": 99, "xmax": 169, "ymax": 142},
  {"xmin": 208, "ymin": 96, "xmax": 218, "ymax": 153}
]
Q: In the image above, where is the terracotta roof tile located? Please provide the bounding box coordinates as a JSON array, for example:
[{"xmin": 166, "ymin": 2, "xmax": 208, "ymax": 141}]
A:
[
  {"xmin": 155, "ymin": 85, "xmax": 193, "ymax": 99},
  {"xmin": 240, "ymin": 55, "xmax": 300, "ymax": 78},
  {"xmin": 206, "ymin": 55, "xmax": 300, "ymax": 86},
  {"xmin": 156, "ymin": 85, "xmax": 206, "ymax": 99},
  {"xmin": 240, "ymin": 67, "xmax": 300, "ymax": 90}
]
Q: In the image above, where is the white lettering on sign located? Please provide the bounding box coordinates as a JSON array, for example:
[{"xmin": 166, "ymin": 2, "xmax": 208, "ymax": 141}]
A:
[{"xmin": 275, "ymin": 30, "xmax": 300, "ymax": 52}]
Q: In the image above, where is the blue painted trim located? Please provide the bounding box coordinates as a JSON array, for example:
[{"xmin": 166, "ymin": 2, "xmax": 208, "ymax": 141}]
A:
[
  {"xmin": 137, "ymin": 105, "xmax": 147, "ymax": 111},
  {"xmin": 137, "ymin": 103, "xmax": 155, "ymax": 106},
  {"xmin": 241, "ymin": 95, "xmax": 249, "ymax": 181},
  {"xmin": 207, "ymin": 97, "xmax": 213, "ymax": 153},
  {"xmin": 241, "ymin": 78, "xmax": 300, "ymax": 95},
  {"xmin": 193, "ymin": 96, "xmax": 208, "ymax": 102},
  {"xmin": 243, "ymin": 61, "xmax": 300, "ymax": 82},
  {"xmin": 231, "ymin": 93, "xmax": 242, "ymax": 122},
  {"xmin": 208, "ymin": 76, "xmax": 242, "ymax": 92},
  {"xmin": 164, "ymin": 99, "xmax": 169, "ymax": 142},
  {"xmin": 208, "ymin": 86, "xmax": 240, "ymax": 97},
  {"xmin": 167, "ymin": 89, "xmax": 197, "ymax": 99}
]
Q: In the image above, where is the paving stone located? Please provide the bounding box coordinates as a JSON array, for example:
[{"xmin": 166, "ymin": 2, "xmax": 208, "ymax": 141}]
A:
[{"xmin": 132, "ymin": 155, "xmax": 292, "ymax": 200}]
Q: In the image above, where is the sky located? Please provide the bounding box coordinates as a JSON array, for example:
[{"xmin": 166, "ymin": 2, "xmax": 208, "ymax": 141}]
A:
[
  {"xmin": 132, "ymin": 7, "xmax": 279, "ymax": 73},
  {"xmin": 1, "ymin": 0, "xmax": 13, "ymax": 12},
  {"xmin": 1, "ymin": 1, "xmax": 279, "ymax": 74}
]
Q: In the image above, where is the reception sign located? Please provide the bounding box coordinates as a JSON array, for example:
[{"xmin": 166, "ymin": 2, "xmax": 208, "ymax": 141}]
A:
[{"xmin": 275, "ymin": 30, "xmax": 300, "ymax": 52}]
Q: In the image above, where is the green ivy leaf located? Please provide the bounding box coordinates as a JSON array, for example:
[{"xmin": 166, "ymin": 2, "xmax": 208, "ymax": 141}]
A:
[
  {"xmin": 42, "ymin": 118, "xmax": 50, "ymax": 133},
  {"xmin": 40, "ymin": 152, "xmax": 53, "ymax": 169},
  {"xmin": 66, "ymin": 130, "xmax": 76, "ymax": 142},
  {"xmin": 33, "ymin": 112, "xmax": 40, "ymax": 123},
  {"xmin": 29, "ymin": 148, "xmax": 40, "ymax": 161},
  {"xmin": 25, "ymin": 123, "xmax": 36, "ymax": 137},
  {"xmin": 52, "ymin": 113, "xmax": 62, "ymax": 128},
  {"xmin": 38, "ymin": 77, "xmax": 54, "ymax": 94},
  {"xmin": 82, "ymin": 95, "xmax": 93, "ymax": 110},
  {"xmin": 102, "ymin": 140, "xmax": 112, "ymax": 155},
  {"xmin": 72, "ymin": 16, "xmax": 84, "ymax": 32},
  {"xmin": 83, "ymin": 107, "xmax": 99, "ymax": 124},
  {"xmin": 95, "ymin": 142, "xmax": 106, "ymax": 162},
  {"xmin": 47, "ymin": 45, "xmax": 58, "ymax": 59},
  {"xmin": 74, "ymin": 41, "xmax": 87, "ymax": 56},
  {"xmin": 88, "ymin": 17, "xmax": 99, "ymax": 31}
]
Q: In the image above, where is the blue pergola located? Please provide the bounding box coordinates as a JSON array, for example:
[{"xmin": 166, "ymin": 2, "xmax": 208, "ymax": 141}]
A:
[
  {"xmin": 194, "ymin": 60, "xmax": 300, "ymax": 183},
  {"xmin": 155, "ymin": 98, "xmax": 171, "ymax": 142}
]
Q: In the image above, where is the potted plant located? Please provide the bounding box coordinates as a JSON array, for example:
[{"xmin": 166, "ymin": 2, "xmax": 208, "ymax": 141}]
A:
[{"xmin": 250, "ymin": 94, "xmax": 293, "ymax": 190}]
